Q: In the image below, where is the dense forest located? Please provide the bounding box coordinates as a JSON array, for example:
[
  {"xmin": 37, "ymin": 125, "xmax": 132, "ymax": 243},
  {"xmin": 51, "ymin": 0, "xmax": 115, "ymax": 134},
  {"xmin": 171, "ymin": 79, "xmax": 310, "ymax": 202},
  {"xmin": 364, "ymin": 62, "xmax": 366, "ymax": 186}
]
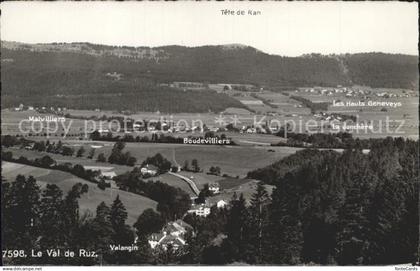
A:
[
  {"xmin": 1, "ymin": 42, "xmax": 418, "ymax": 111},
  {"xmin": 343, "ymin": 53, "xmax": 419, "ymax": 89},
  {"xmin": 0, "ymin": 48, "xmax": 246, "ymax": 113},
  {"xmin": 2, "ymin": 137, "xmax": 418, "ymax": 265}
]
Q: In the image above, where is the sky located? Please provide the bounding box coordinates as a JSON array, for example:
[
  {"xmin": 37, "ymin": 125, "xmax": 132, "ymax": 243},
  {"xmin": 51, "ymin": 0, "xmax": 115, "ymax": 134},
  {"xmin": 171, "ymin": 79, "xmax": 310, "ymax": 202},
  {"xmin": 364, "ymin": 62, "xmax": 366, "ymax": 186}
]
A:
[{"xmin": 1, "ymin": 1, "xmax": 418, "ymax": 56}]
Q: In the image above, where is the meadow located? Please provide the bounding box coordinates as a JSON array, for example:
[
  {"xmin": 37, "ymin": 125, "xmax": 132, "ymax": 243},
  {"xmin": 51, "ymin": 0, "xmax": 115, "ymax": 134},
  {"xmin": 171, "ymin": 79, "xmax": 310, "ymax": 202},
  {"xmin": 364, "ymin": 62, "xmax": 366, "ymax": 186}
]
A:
[
  {"xmin": 4, "ymin": 147, "xmax": 132, "ymax": 175},
  {"xmin": 86, "ymin": 142, "xmax": 300, "ymax": 177},
  {"xmin": 2, "ymin": 161, "xmax": 157, "ymax": 225}
]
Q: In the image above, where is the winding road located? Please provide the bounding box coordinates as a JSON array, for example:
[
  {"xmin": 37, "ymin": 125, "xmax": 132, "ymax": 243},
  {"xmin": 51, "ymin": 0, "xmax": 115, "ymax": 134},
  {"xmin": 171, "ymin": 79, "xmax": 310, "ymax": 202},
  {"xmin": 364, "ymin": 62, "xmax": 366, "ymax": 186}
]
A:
[{"xmin": 168, "ymin": 171, "xmax": 200, "ymax": 196}]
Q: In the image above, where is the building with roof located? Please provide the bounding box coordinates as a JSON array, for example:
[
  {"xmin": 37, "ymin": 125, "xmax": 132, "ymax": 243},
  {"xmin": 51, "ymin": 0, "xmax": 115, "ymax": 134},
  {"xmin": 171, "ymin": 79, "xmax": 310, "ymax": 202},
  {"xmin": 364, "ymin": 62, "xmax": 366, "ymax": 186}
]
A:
[
  {"xmin": 216, "ymin": 200, "xmax": 228, "ymax": 209},
  {"xmin": 147, "ymin": 220, "xmax": 192, "ymax": 250},
  {"xmin": 208, "ymin": 183, "xmax": 220, "ymax": 194},
  {"xmin": 140, "ymin": 164, "xmax": 158, "ymax": 176},
  {"xmin": 187, "ymin": 204, "xmax": 211, "ymax": 217},
  {"xmin": 101, "ymin": 171, "xmax": 117, "ymax": 180}
]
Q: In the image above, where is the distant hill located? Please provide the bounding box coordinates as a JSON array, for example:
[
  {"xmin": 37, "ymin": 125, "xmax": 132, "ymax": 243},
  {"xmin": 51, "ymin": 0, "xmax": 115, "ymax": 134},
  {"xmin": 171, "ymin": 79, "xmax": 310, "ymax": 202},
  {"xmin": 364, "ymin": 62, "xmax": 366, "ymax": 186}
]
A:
[{"xmin": 1, "ymin": 41, "xmax": 418, "ymax": 112}]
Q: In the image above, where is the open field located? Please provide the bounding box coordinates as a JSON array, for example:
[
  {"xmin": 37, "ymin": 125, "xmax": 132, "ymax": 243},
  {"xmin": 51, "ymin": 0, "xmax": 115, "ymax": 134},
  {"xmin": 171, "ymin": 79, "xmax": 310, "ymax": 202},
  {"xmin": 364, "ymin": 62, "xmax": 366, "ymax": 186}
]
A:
[
  {"xmin": 1, "ymin": 109, "xmax": 104, "ymax": 138},
  {"xmin": 2, "ymin": 161, "xmax": 157, "ymax": 225},
  {"xmin": 252, "ymin": 91, "xmax": 311, "ymax": 115},
  {"xmin": 3, "ymin": 147, "xmax": 132, "ymax": 175},
  {"xmin": 222, "ymin": 132, "xmax": 288, "ymax": 146},
  {"xmin": 218, "ymin": 177, "xmax": 254, "ymax": 190},
  {"xmin": 4, "ymin": 141, "xmax": 302, "ymax": 177},
  {"xmin": 85, "ymin": 142, "xmax": 300, "ymax": 177}
]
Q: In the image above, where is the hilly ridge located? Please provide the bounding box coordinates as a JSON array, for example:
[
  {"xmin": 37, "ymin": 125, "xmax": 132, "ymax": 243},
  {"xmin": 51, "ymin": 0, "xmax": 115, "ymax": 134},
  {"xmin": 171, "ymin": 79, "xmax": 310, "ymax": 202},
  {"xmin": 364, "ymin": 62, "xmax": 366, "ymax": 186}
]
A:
[{"xmin": 1, "ymin": 41, "xmax": 418, "ymax": 112}]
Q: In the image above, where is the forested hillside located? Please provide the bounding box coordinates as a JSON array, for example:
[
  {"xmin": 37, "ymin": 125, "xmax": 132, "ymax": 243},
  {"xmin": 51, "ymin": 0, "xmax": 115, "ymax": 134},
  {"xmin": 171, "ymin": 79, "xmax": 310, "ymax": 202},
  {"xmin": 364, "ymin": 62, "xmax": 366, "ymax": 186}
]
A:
[
  {"xmin": 343, "ymin": 53, "xmax": 418, "ymax": 89},
  {"xmin": 0, "ymin": 47, "xmax": 246, "ymax": 113},
  {"xmin": 1, "ymin": 41, "xmax": 418, "ymax": 111}
]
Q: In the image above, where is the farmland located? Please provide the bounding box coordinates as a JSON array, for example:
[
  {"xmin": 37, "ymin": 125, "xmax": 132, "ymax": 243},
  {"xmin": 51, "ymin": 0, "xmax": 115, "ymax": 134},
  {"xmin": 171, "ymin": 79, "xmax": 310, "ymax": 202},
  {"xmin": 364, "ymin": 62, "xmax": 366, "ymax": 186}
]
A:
[
  {"xmin": 3, "ymin": 147, "xmax": 132, "ymax": 175},
  {"xmin": 2, "ymin": 161, "xmax": 157, "ymax": 225},
  {"xmin": 81, "ymin": 142, "xmax": 300, "ymax": 177},
  {"xmin": 283, "ymin": 87, "xmax": 419, "ymax": 139},
  {"xmin": 4, "ymin": 140, "xmax": 300, "ymax": 178}
]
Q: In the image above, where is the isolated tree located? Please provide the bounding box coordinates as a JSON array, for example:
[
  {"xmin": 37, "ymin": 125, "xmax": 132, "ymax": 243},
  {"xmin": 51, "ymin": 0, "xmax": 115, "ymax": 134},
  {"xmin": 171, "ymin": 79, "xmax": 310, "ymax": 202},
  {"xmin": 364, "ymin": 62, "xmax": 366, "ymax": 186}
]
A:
[
  {"xmin": 76, "ymin": 146, "xmax": 86, "ymax": 157},
  {"xmin": 62, "ymin": 146, "xmax": 75, "ymax": 156},
  {"xmin": 97, "ymin": 153, "xmax": 107, "ymax": 163},
  {"xmin": 209, "ymin": 166, "xmax": 221, "ymax": 176},
  {"xmin": 122, "ymin": 151, "xmax": 137, "ymax": 166},
  {"xmin": 38, "ymin": 155, "xmax": 55, "ymax": 168},
  {"xmin": 110, "ymin": 195, "xmax": 128, "ymax": 230},
  {"xmin": 183, "ymin": 160, "xmax": 190, "ymax": 171},
  {"xmin": 55, "ymin": 140, "xmax": 63, "ymax": 153},
  {"xmin": 87, "ymin": 148, "xmax": 95, "ymax": 159},
  {"xmin": 108, "ymin": 142, "xmax": 125, "ymax": 164},
  {"xmin": 191, "ymin": 159, "xmax": 200, "ymax": 172},
  {"xmin": 34, "ymin": 141, "xmax": 46, "ymax": 152},
  {"xmin": 195, "ymin": 184, "xmax": 212, "ymax": 204},
  {"xmin": 90, "ymin": 130, "xmax": 101, "ymax": 140}
]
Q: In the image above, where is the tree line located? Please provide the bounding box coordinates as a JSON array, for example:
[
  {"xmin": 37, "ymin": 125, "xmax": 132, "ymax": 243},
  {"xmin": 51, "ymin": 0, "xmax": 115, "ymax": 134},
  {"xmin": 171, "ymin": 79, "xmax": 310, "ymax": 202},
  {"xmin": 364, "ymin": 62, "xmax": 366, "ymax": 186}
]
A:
[{"xmin": 272, "ymin": 132, "xmax": 398, "ymax": 149}]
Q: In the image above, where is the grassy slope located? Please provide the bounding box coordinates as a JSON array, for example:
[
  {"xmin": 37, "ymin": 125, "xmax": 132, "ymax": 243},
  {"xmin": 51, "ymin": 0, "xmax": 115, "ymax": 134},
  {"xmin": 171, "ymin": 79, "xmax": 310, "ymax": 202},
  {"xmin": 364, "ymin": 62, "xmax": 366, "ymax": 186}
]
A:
[{"xmin": 1, "ymin": 161, "xmax": 157, "ymax": 225}]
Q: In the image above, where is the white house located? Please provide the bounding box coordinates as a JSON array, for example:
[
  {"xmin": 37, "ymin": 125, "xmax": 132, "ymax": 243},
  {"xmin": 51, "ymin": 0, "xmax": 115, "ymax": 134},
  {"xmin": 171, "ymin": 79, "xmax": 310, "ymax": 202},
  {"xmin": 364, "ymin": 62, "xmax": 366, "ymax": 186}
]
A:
[
  {"xmin": 140, "ymin": 164, "xmax": 158, "ymax": 176},
  {"xmin": 187, "ymin": 204, "xmax": 211, "ymax": 217},
  {"xmin": 147, "ymin": 220, "xmax": 192, "ymax": 250},
  {"xmin": 101, "ymin": 171, "xmax": 116, "ymax": 180},
  {"xmin": 216, "ymin": 200, "xmax": 228, "ymax": 209},
  {"xmin": 162, "ymin": 220, "xmax": 193, "ymax": 237},
  {"xmin": 148, "ymin": 233, "xmax": 165, "ymax": 249},
  {"xmin": 208, "ymin": 183, "xmax": 220, "ymax": 194}
]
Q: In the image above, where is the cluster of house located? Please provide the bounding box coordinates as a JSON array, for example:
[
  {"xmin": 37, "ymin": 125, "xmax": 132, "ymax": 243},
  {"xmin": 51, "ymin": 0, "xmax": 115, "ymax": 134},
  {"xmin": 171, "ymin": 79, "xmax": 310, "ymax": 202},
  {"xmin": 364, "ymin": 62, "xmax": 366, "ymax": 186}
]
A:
[
  {"xmin": 140, "ymin": 164, "xmax": 159, "ymax": 177},
  {"xmin": 169, "ymin": 81, "xmax": 206, "ymax": 90},
  {"xmin": 37, "ymin": 106, "xmax": 67, "ymax": 114},
  {"xmin": 208, "ymin": 183, "xmax": 220, "ymax": 194},
  {"xmin": 14, "ymin": 103, "xmax": 67, "ymax": 112},
  {"xmin": 105, "ymin": 71, "xmax": 123, "ymax": 81},
  {"xmin": 239, "ymin": 125, "xmax": 268, "ymax": 134},
  {"xmin": 298, "ymin": 86, "xmax": 416, "ymax": 98},
  {"xmin": 313, "ymin": 112, "xmax": 347, "ymax": 122},
  {"xmin": 187, "ymin": 199, "xmax": 227, "ymax": 218},
  {"xmin": 148, "ymin": 220, "xmax": 193, "ymax": 251},
  {"xmin": 13, "ymin": 103, "xmax": 39, "ymax": 112},
  {"xmin": 147, "ymin": 199, "xmax": 228, "ymax": 251},
  {"xmin": 298, "ymin": 86, "xmax": 366, "ymax": 97},
  {"xmin": 130, "ymin": 121, "xmax": 203, "ymax": 134}
]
